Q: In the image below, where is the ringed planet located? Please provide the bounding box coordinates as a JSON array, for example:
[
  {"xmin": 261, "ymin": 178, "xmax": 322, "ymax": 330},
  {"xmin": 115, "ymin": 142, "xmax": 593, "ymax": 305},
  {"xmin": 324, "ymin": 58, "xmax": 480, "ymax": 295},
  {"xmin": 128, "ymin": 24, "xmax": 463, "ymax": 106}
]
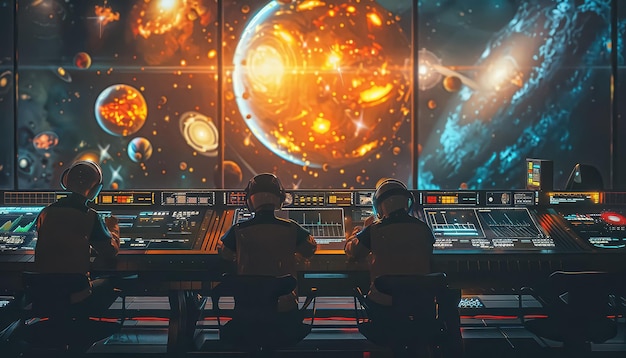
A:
[{"xmin": 179, "ymin": 111, "xmax": 219, "ymax": 157}]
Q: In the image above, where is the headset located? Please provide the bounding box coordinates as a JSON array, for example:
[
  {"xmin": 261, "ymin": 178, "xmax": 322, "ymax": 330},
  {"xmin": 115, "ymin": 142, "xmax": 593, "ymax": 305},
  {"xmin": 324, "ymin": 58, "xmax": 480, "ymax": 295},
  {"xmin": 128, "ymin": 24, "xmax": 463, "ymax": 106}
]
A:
[
  {"xmin": 372, "ymin": 179, "xmax": 414, "ymax": 219},
  {"xmin": 60, "ymin": 160, "xmax": 104, "ymax": 201},
  {"xmin": 244, "ymin": 173, "xmax": 286, "ymax": 212}
]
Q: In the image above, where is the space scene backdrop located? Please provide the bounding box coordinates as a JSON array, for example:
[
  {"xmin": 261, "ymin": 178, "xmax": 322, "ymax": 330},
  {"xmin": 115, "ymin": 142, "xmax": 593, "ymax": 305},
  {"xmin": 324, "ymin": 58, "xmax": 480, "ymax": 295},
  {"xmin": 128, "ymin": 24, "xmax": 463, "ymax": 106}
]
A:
[{"xmin": 0, "ymin": 0, "xmax": 624, "ymax": 191}]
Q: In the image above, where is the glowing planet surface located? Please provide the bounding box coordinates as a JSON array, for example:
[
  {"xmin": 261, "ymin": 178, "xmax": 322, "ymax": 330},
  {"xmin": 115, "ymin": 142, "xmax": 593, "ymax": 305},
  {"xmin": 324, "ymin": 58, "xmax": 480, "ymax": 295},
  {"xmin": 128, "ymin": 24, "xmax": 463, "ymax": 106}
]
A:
[
  {"xmin": 32, "ymin": 131, "xmax": 59, "ymax": 150},
  {"xmin": 179, "ymin": 111, "xmax": 218, "ymax": 157},
  {"xmin": 74, "ymin": 52, "xmax": 92, "ymax": 69},
  {"xmin": 95, "ymin": 84, "xmax": 148, "ymax": 137},
  {"xmin": 232, "ymin": 0, "xmax": 411, "ymax": 168}
]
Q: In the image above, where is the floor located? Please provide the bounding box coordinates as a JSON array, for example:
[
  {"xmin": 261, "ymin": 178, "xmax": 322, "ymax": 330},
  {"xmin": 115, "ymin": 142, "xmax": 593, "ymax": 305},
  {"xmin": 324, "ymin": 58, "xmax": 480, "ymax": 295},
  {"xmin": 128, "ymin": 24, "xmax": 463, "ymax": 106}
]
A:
[{"xmin": 3, "ymin": 295, "xmax": 626, "ymax": 357}]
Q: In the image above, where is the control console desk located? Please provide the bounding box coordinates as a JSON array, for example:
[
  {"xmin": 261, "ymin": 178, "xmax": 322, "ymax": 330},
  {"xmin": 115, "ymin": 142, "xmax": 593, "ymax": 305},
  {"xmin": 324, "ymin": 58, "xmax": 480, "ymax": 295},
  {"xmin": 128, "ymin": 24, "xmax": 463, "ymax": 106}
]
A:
[{"xmin": 2, "ymin": 189, "xmax": 626, "ymax": 293}]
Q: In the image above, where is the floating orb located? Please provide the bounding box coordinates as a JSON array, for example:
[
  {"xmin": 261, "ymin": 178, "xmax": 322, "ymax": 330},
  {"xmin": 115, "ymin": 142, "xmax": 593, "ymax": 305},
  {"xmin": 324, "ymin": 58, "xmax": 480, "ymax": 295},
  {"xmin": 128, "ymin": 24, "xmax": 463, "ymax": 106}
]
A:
[
  {"xmin": 127, "ymin": 137, "xmax": 153, "ymax": 162},
  {"xmin": 417, "ymin": 48, "xmax": 443, "ymax": 91},
  {"xmin": 73, "ymin": 52, "xmax": 92, "ymax": 69},
  {"xmin": 427, "ymin": 99, "xmax": 437, "ymax": 110},
  {"xmin": 392, "ymin": 146, "xmax": 401, "ymax": 155},
  {"xmin": 0, "ymin": 70, "xmax": 12, "ymax": 95},
  {"xmin": 95, "ymin": 84, "xmax": 147, "ymax": 137},
  {"xmin": 110, "ymin": 181, "xmax": 119, "ymax": 190},
  {"xmin": 17, "ymin": 153, "xmax": 34, "ymax": 175},
  {"xmin": 214, "ymin": 161, "xmax": 243, "ymax": 188},
  {"xmin": 443, "ymin": 76, "xmax": 462, "ymax": 92},
  {"xmin": 179, "ymin": 161, "xmax": 188, "ymax": 171},
  {"xmin": 32, "ymin": 131, "xmax": 59, "ymax": 150},
  {"xmin": 179, "ymin": 111, "xmax": 218, "ymax": 157},
  {"xmin": 232, "ymin": 0, "xmax": 410, "ymax": 168},
  {"xmin": 54, "ymin": 66, "xmax": 72, "ymax": 83}
]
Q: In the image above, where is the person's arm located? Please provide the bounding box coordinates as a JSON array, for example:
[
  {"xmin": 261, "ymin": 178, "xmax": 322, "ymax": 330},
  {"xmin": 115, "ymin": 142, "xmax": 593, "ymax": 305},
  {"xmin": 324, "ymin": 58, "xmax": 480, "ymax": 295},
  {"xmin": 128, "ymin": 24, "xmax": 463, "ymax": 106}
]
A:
[
  {"xmin": 218, "ymin": 228, "xmax": 236, "ymax": 261},
  {"xmin": 296, "ymin": 233, "xmax": 317, "ymax": 258},
  {"xmin": 345, "ymin": 216, "xmax": 374, "ymax": 260},
  {"xmin": 89, "ymin": 214, "xmax": 120, "ymax": 258}
]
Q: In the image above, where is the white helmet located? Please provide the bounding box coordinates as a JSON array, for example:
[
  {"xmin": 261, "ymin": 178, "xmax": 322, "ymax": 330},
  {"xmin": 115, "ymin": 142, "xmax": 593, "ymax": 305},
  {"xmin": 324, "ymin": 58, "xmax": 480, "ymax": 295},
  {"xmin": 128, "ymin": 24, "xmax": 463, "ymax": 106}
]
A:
[
  {"xmin": 373, "ymin": 179, "xmax": 413, "ymax": 218},
  {"xmin": 244, "ymin": 173, "xmax": 286, "ymax": 212},
  {"xmin": 60, "ymin": 160, "xmax": 103, "ymax": 201}
]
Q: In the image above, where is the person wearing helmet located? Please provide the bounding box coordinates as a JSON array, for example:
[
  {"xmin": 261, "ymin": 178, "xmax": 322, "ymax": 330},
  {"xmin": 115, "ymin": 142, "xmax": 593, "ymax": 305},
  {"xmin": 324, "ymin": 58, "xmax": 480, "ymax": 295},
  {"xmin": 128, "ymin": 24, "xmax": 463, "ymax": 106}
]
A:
[
  {"xmin": 218, "ymin": 173, "xmax": 317, "ymax": 312},
  {"xmin": 345, "ymin": 178, "xmax": 435, "ymax": 305},
  {"xmin": 35, "ymin": 160, "xmax": 121, "ymax": 314},
  {"xmin": 346, "ymin": 179, "xmax": 463, "ymax": 355}
]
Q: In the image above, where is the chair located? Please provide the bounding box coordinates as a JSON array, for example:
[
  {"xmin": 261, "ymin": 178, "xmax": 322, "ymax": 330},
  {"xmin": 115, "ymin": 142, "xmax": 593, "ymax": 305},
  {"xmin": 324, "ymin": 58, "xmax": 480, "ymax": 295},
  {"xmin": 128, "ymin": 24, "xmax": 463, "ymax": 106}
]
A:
[
  {"xmin": 520, "ymin": 271, "xmax": 619, "ymax": 356},
  {"xmin": 354, "ymin": 273, "xmax": 463, "ymax": 357},
  {"xmin": 210, "ymin": 274, "xmax": 316, "ymax": 356},
  {"xmin": 10, "ymin": 272, "xmax": 121, "ymax": 353},
  {"xmin": 564, "ymin": 163, "xmax": 604, "ymax": 190}
]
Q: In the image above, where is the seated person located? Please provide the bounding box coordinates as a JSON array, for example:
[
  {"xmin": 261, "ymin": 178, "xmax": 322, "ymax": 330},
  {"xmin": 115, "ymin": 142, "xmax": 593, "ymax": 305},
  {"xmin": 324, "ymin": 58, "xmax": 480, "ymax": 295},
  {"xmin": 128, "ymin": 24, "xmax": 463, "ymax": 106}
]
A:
[
  {"xmin": 35, "ymin": 160, "xmax": 121, "ymax": 315},
  {"xmin": 345, "ymin": 178, "xmax": 434, "ymax": 306},
  {"xmin": 218, "ymin": 173, "xmax": 317, "ymax": 312},
  {"xmin": 346, "ymin": 179, "xmax": 462, "ymax": 353}
]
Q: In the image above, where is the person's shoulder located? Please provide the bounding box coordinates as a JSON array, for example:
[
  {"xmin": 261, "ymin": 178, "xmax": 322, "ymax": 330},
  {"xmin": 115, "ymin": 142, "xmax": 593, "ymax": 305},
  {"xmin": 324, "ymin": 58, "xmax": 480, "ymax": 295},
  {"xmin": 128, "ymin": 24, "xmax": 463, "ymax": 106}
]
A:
[{"xmin": 47, "ymin": 195, "xmax": 87, "ymax": 211}]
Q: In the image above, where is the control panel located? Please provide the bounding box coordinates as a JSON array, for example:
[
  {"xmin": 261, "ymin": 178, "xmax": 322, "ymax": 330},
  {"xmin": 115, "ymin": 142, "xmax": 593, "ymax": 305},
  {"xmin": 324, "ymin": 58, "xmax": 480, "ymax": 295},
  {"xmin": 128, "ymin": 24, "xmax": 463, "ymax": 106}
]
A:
[{"xmin": 3, "ymin": 189, "xmax": 626, "ymax": 254}]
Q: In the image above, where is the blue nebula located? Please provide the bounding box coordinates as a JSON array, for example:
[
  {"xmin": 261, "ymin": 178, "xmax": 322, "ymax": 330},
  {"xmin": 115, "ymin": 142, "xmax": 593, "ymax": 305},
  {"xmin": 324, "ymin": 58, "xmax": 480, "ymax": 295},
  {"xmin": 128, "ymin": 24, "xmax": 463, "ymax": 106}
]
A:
[{"xmin": 419, "ymin": 0, "xmax": 616, "ymax": 190}]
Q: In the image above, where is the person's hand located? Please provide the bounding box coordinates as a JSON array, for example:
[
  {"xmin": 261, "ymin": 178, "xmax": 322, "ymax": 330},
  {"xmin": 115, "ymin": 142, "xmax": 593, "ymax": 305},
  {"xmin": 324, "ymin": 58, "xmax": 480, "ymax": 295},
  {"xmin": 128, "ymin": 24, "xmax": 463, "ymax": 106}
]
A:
[
  {"xmin": 104, "ymin": 215, "xmax": 119, "ymax": 227},
  {"xmin": 350, "ymin": 215, "xmax": 376, "ymax": 236},
  {"xmin": 363, "ymin": 215, "xmax": 376, "ymax": 227},
  {"xmin": 104, "ymin": 216, "xmax": 121, "ymax": 249}
]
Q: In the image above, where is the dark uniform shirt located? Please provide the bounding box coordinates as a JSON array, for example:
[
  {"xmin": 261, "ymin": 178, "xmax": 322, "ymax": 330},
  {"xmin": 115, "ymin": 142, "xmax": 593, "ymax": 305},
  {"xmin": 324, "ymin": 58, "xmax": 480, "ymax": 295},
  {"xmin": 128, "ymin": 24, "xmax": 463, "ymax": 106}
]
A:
[
  {"xmin": 35, "ymin": 193, "xmax": 119, "ymax": 275},
  {"xmin": 221, "ymin": 210, "xmax": 314, "ymax": 254},
  {"xmin": 220, "ymin": 209, "xmax": 316, "ymax": 311},
  {"xmin": 346, "ymin": 209, "xmax": 435, "ymax": 305}
]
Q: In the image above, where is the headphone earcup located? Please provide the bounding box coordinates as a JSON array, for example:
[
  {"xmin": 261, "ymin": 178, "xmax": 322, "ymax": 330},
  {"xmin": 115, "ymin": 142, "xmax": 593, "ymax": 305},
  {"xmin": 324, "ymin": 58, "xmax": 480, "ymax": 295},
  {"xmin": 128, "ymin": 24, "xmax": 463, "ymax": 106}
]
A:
[
  {"xmin": 88, "ymin": 183, "xmax": 103, "ymax": 201},
  {"xmin": 60, "ymin": 168, "xmax": 71, "ymax": 190}
]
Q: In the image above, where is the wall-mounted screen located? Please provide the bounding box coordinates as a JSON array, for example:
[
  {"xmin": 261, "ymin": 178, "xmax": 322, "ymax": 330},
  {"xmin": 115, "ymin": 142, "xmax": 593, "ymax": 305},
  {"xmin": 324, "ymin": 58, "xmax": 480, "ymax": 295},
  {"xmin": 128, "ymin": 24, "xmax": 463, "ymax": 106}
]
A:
[{"xmin": 0, "ymin": 1, "xmax": 617, "ymax": 190}]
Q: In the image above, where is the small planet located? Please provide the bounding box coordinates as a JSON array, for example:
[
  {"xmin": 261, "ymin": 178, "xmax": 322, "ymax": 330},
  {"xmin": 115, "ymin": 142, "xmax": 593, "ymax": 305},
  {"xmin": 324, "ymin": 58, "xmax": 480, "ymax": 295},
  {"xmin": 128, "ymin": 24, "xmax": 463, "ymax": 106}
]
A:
[
  {"xmin": 179, "ymin": 111, "xmax": 219, "ymax": 157},
  {"xmin": 0, "ymin": 70, "xmax": 12, "ymax": 95},
  {"xmin": 54, "ymin": 66, "xmax": 72, "ymax": 83},
  {"xmin": 443, "ymin": 76, "xmax": 462, "ymax": 92},
  {"xmin": 214, "ymin": 160, "xmax": 243, "ymax": 188},
  {"xmin": 73, "ymin": 150, "xmax": 100, "ymax": 164},
  {"xmin": 32, "ymin": 131, "xmax": 59, "ymax": 150},
  {"xmin": 127, "ymin": 137, "xmax": 153, "ymax": 162},
  {"xmin": 95, "ymin": 84, "xmax": 148, "ymax": 137},
  {"xmin": 73, "ymin": 52, "xmax": 92, "ymax": 70}
]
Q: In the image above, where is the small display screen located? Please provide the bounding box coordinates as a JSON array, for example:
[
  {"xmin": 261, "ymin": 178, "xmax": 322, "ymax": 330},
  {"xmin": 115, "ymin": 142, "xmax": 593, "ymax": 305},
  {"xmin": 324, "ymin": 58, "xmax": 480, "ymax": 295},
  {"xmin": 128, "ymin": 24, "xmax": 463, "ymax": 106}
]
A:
[
  {"xmin": 422, "ymin": 207, "xmax": 552, "ymax": 251},
  {"xmin": 234, "ymin": 207, "xmax": 346, "ymax": 250},
  {"xmin": 559, "ymin": 207, "xmax": 626, "ymax": 249},
  {"xmin": 0, "ymin": 206, "xmax": 43, "ymax": 251},
  {"xmin": 98, "ymin": 209, "xmax": 210, "ymax": 250}
]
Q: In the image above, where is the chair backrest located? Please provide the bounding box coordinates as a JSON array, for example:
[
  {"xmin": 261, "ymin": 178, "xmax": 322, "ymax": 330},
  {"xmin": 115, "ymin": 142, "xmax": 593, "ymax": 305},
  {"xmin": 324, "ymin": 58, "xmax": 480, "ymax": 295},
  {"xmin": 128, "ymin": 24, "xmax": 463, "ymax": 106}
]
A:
[
  {"xmin": 22, "ymin": 271, "xmax": 90, "ymax": 318},
  {"xmin": 374, "ymin": 273, "xmax": 448, "ymax": 324},
  {"xmin": 235, "ymin": 224, "xmax": 297, "ymax": 277},
  {"xmin": 369, "ymin": 223, "xmax": 432, "ymax": 281},
  {"xmin": 213, "ymin": 274, "xmax": 297, "ymax": 319},
  {"xmin": 548, "ymin": 271, "xmax": 616, "ymax": 318}
]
